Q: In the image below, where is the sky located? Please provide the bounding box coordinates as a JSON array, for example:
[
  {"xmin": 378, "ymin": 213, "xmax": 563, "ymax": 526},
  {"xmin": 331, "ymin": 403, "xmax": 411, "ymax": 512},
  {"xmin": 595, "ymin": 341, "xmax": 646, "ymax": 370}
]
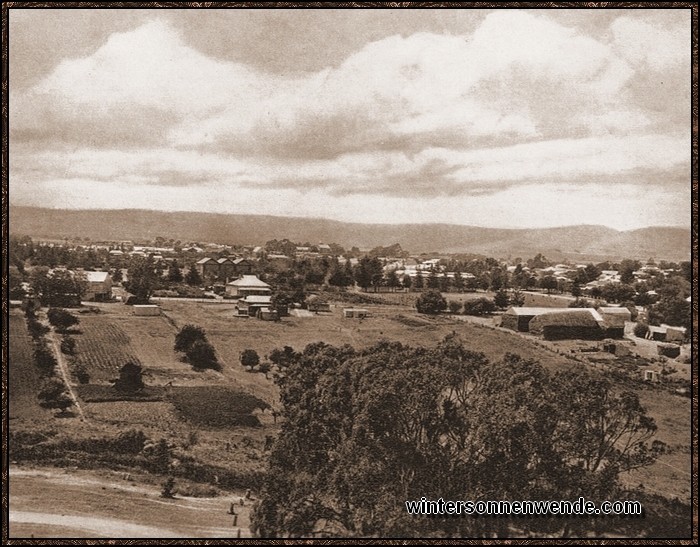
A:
[{"xmin": 8, "ymin": 8, "xmax": 692, "ymax": 230}]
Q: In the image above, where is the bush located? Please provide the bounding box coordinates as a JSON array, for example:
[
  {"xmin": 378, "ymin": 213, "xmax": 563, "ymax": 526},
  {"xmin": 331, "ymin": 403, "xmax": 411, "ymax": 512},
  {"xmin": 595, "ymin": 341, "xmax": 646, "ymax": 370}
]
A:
[
  {"xmin": 60, "ymin": 337, "xmax": 77, "ymax": 355},
  {"xmin": 115, "ymin": 429, "xmax": 148, "ymax": 453},
  {"xmin": 37, "ymin": 377, "xmax": 72, "ymax": 412},
  {"xmin": 463, "ymin": 297, "xmax": 497, "ymax": 316},
  {"xmin": 448, "ymin": 300, "xmax": 462, "ymax": 314},
  {"xmin": 27, "ymin": 317, "xmax": 50, "ymax": 338},
  {"xmin": 33, "ymin": 343, "xmax": 57, "ymax": 376},
  {"xmin": 161, "ymin": 476, "xmax": 176, "ymax": 498},
  {"xmin": 175, "ymin": 324, "xmax": 208, "ymax": 353},
  {"xmin": 73, "ymin": 363, "xmax": 90, "ymax": 384},
  {"xmin": 634, "ymin": 322, "xmax": 649, "ymax": 338},
  {"xmin": 47, "ymin": 308, "xmax": 79, "ymax": 332}
]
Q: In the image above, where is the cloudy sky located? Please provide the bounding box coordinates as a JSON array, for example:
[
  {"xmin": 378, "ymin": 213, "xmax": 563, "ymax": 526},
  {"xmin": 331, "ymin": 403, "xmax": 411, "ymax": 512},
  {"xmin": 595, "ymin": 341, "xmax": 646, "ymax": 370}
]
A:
[{"xmin": 9, "ymin": 8, "xmax": 691, "ymax": 229}]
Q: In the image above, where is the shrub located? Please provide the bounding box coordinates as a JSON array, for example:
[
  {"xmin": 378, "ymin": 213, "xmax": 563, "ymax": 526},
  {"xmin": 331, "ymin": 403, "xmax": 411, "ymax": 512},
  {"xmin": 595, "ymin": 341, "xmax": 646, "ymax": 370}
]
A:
[
  {"xmin": 60, "ymin": 337, "xmax": 76, "ymax": 355},
  {"xmin": 27, "ymin": 317, "xmax": 50, "ymax": 338},
  {"xmin": 33, "ymin": 343, "xmax": 57, "ymax": 376},
  {"xmin": 463, "ymin": 297, "xmax": 497, "ymax": 316},
  {"xmin": 448, "ymin": 300, "xmax": 462, "ymax": 314},
  {"xmin": 47, "ymin": 308, "xmax": 79, "ymax": 332},
  {"xmin": 113, "ymin": 362, "xmax": 145, "ymax": 394},
  {"xmin": 74, "ymin": 364, "xmax": 90, "ymax": 384},
  {"xmin": 161, "ymin": 476, "xmax": 176, "ymax": 498},
  {"xmin": 634, "ymin": 322, "xmax": 649, "ymax": 338},
  {"xmin": 37, "ymin": 377, "xmax": 72, "ymax": 412},
  {"xmin": 175, "ymin": 324, "xmax": 208, "ymax": 353},
  {"xmin": 115, "ymin": 429, "xmax": 148, "ymax": 453}
]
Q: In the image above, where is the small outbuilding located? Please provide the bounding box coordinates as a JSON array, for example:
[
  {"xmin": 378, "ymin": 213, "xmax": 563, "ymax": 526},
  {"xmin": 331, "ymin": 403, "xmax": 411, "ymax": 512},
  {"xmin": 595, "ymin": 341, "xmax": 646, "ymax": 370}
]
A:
[
  {"xmin": 343, "ymin": 308, "xmax": 370, "ymax": 319},
  {"xmin": 133, "ymin": 304, "xmax": 160, "ymax": 316},
  {"xmin": 598, "ymin": 306, "xmax": 632, "ymax": 339}
]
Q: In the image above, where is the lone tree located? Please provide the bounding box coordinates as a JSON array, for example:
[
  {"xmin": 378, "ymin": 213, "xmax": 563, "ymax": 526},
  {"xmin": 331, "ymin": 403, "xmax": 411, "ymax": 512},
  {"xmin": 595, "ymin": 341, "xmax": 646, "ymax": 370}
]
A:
[
  {"xmin": 124, "ymin": 257, "xmax": 159, "ymax": 303},
  {"xmin": 240, "ymin": 349, "xmax": 260, "ymax": 369},
  {"xmin": 186, "ymin": 340, "xmax": 220, "ymax": 370},
  {"xmin": 114, "ymin": 362, "xmax": 145, "ymax": 394},
  {"xmin": 415, "ymin": 289, "xmax": 447, "ymax": 315},
  {"xmin": 47, "ymin": 308, "xmax": 79, "ymax": 333},
  {"xmin": 493, "ymin": 289, "xmax": 510, "ymax": 309},
  {"xmin": 174, "ymin": 324, "xmax": 208, "ymax": 353},
  {"xmin": 168, "ymin": 260, "xmax": 184, "ymax": 283}
]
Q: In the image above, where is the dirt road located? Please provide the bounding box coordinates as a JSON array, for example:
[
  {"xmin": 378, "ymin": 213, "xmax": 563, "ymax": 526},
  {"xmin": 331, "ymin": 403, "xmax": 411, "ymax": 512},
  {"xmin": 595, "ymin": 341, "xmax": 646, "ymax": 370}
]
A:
[{"xmin": 9, "ymin": 467, "xmax": 252, "ymax": 539}]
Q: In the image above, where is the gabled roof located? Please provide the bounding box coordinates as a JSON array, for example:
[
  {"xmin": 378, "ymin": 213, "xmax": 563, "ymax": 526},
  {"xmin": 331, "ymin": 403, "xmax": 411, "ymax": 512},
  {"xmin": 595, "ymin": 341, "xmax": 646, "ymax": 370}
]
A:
[
  {"xmin": 217, "ymin": 257, "xmax": 233, "ymax": 264},
  {"xmin": 505, "ymin": 307, "xmax": 573, "ymax": 316},
  {"xmin": 233, "ymin": 257, "xmax": 251, "ymax": 265},
  {"xmin": 227, "ymin": 275, "xmax": 270, "ymax": 288},
  {"xmin": 598, "ymin": 307, "xmax": 632, "ymax": 315},
  {"xmin": 85, "ymin": 271, "xmax": 110, "ymax": 283},
  {"xmin": 530, "ymin": 309, "xmax": 604, "ymax": 328},
  {"xmin": 196, "ymin": 257, "xmax": 216, "ymax": 264}
]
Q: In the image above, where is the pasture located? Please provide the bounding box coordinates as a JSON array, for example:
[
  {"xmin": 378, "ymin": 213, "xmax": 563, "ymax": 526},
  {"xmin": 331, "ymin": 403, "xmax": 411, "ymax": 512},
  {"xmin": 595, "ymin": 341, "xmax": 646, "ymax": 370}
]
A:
[{"xmin": 8, "ymin": 310, "xmax": 50, "ymax": 422}]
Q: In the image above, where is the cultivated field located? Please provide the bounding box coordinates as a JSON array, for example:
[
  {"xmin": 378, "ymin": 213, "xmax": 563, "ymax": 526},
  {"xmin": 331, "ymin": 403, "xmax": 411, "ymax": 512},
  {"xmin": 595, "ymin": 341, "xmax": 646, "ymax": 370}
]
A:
[{"xmin": 71, "ymin": 316, "xmax": 143, "ymax": 382}]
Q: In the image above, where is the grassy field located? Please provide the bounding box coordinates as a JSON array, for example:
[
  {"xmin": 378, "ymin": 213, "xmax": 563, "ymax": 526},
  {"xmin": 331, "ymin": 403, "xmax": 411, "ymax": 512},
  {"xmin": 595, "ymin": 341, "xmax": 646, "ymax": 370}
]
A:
[{"xmin": 8, "ymin": 310, "xmax": 50, "ymax": 422}]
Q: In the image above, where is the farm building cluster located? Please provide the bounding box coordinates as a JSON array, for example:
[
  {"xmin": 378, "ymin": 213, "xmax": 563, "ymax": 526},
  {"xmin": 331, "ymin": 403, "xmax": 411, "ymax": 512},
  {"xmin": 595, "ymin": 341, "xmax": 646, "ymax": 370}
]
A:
[{"xmin": 500, "ymin": 306, "xmax": 632, "ymax": 340}]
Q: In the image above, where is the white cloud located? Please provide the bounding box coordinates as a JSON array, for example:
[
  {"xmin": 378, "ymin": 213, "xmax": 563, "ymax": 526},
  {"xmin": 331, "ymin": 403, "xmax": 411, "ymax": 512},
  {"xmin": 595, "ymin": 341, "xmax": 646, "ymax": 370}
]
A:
[
  {"xmin": 611, "ymin": 16, "xmax": 690, "ymax": 71},
  {"xmin": 9, "ymin": 11, "xmax": 691, "ymax": 228}
]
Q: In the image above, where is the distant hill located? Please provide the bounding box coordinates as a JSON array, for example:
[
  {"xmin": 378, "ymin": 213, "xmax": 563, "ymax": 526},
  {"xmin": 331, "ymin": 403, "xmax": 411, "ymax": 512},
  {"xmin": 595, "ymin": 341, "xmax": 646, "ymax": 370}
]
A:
[{"xmin": 9, "ymin": 207, "xmax": 691, "ymax": 262}]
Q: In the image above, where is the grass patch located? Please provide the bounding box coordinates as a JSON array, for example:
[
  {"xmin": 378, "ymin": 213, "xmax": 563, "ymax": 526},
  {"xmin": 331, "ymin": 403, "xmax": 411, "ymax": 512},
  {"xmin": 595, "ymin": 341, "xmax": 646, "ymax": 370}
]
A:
[
  {"xmin": 169, "ymin": 386, "xmax": 270, "ymax": 428},
  {"xmin": 390, "ymin": 314, "xmax": 436, "ymax": 328},
  {"xmin": 76, "ymin": 384, "xmax": 165, "ymax": 402}
]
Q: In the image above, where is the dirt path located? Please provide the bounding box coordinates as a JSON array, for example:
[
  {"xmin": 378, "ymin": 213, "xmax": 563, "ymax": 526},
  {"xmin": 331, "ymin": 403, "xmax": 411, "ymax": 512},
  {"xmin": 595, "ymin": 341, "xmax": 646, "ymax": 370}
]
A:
[
  {"xmin": 10, "ymin": 511, "xmax": 182, "ymax": 538},
  {"xmin": 46, "ymin": 330, "xmax": 86, "ymax": 421}
]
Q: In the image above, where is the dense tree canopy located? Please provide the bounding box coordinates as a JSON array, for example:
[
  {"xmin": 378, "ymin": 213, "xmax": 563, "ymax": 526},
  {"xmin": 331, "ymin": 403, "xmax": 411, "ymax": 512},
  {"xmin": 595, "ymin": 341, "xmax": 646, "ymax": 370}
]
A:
[{"xmin": 252, "ymin": 337, "xmax": 663, "ymax": 538}]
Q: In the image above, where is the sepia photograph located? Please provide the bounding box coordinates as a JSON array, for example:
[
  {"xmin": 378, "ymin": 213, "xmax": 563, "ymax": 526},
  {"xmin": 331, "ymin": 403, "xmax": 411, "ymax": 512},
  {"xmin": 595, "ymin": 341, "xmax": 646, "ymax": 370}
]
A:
[{"xmin": 4, "ymin": 4, "xmax": 696, "ymax": 541}]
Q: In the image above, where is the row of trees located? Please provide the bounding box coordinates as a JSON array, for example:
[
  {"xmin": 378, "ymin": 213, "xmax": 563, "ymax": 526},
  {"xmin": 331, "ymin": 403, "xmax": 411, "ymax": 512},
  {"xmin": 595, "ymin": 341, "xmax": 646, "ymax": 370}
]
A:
[
  {"xmin": 415, "ymin": 289, "xmax": 525, "ymax": 316},
  {"xmin": 252, "ymin": 337, "xmax": 664, "ymax": 538}
]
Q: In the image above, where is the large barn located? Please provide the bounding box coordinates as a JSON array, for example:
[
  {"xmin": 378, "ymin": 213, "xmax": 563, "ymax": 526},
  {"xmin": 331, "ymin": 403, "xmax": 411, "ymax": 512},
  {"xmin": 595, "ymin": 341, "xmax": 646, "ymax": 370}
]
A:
[
  {"xmin": 528, "ymin": 309, "xmax": 606, "ymax": 340},
  {"xmin": 501, "ymin": 307, "xmax": 573, "ymax": 332}
]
